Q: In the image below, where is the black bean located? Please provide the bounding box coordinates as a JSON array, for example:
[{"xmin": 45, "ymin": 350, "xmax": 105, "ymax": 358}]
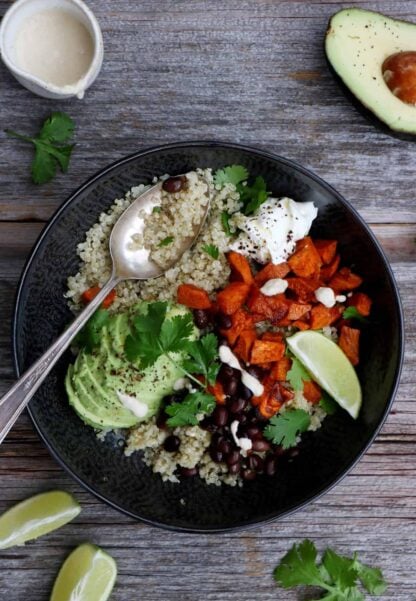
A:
[
  {"xmin": 274, "ymin": 446, "xmax": 286, "ymax": 457},
  {"xmin": 242, "ymin": 468, "xmax": 256, "ymax": 481},
  {"xmin": 218, "ymin": 364, "xmax": 235, "ymax": 383},
  {"xmin": 226, "ymin": 450, "xmax": 241, "ymax": 466},
  {"xmin": 233, "ymin": 414, "xmax": 248, "ymax": 425},
  {"xmin": 212, "ymin": 406, "xmax": 228, "ymax": 428},
  {"xmin": 164, "ymin": 435, "xmax": 180, "ymax": 453},
  {"xmin": 218, "ymin": 439, "xmax": 232, "ymax": 455},
  {"xmin": 264, "ymin": 456, "xmax": 277, "ymax": 476},
  {"xmin": 216, "ymin": 313, "xmax": 232, "ymax": 329},
  {"xmin": 223, "ymin": 377, "xmax": 239, "ymax": 397},
  {"xmin": 162, "ymin": 175, "xmax": 187, "ymax": 193},
  {"xmin": 228, "ymin": 462, "xmax": 241, "ymax": 475},
  {"xmin": 199, "ymin": 417, "xmax": 217, "ymax": 432},
  {"xmin": 180, "ymin": 466, "xmax": 199, "ymax": 478},
  {"xmin": 246, "ymin": 365, "xmax": 265, "ymax": 380},
  {"xmin": 211, "ymin": 432, "xmax": 225, "ymax": 448},
  {"xmin": 239, "ymin": 383, "xmax": 253, "ymax": 400},
  {"xmin": 156, "ymin": 410, "xmax": 168, "ymax": 429},
  {"xmin": 228, "ymin": 398, "xmax": 247, "ymax": 414},
  {"xmin": 245, "ymin": 425, "xmax": 263, "ymax": 440},
  {"xmin": 210, "ymin": 448, "xmax": 224, "ymax": 463},
  {"xmin": 287, "ymin": 447, "xmax": 300, "ymax": 459},
  {"xmin": 193, "ymin": 309, "xmax": 210, "ymax": 329},
  {"xmin": 251, "ymin": 439, "xmax": 271, "ymax": 452},
  {"xmin": 247, "ymin": 454, "xmax": 264, "ymax": 472}
]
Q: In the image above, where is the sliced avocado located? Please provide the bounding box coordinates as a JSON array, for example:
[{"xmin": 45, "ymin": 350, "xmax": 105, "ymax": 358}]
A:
[
  {"xmin": 65, "ymin": 302, "xmax": 196, "ymax": 431},
  {"xmin": 325, "ymin": 8, "xmax": 416, "ymax": 134}
]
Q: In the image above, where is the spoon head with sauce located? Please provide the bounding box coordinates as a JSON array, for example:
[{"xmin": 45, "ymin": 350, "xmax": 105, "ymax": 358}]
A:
[{"xmin": 109, "ymin": 175, "xmax": 211, "ymax": 281}]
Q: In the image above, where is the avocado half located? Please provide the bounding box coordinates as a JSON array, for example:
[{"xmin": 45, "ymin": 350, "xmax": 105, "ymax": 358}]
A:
[{"xmin": 325, "ymin": 8, "xmax": 416, "ymax": 136}]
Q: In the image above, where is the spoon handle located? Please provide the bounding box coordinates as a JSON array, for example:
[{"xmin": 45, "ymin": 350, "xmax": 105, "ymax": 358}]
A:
[{"xmin": 0, "ymin": 276, "xmax": 119, "ymax": 444}]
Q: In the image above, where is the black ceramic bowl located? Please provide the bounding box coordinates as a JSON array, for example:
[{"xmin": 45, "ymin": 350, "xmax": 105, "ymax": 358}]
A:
[{"xmin": 13, "ymin": 142, "xmax": 404, "ymax": 532}]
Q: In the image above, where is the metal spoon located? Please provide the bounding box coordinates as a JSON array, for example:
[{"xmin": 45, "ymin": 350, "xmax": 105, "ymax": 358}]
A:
[{"xmin": 0, "ymin": 175, "xmax": 211, "ymax": 444}]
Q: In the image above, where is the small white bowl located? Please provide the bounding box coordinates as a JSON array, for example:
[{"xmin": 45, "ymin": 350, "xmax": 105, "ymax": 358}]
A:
[{"xmin": 0, "ymin": 0, "xmax": 104, "ymax": 99}]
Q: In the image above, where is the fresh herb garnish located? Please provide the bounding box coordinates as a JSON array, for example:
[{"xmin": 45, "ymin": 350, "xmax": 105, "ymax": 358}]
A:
[
  {"xmin": 159, "ymin": 236, "xmax": 174, "ymax": 247},
  {"xmin": 125, "ymin": 302, "xmax": 220, "ymax": 426},
  {"xmin": 213, "ymin": 165, "xmax": 248, "ymax": 187},
  {"xmin": 239, "ymin": 176, "xmax": 270, "ymax": 215},
  {"xmin": 5, "ymin": 112, "xmax": 75, "ymax": 184},
  {"xmin": 342, "ymin": 306, "xmax": 369, "ymax": 323},
  {"xmin": 221, "ymin": 211, "xmax": 232, "ymax": 236},
  {"xmin": 287, "ymin": 357, "xmax": 311, "ymax": 391},
  {"xmin": 75, "ymin": 309, "xmax": 109, "ymax": 353},
  {"xmin": 274, "ymin": 539, "xmax": 387, "ymax": 599},
  {"xmin": 165, "ymin": 391, "xmax": 216, "ymax": 427},
  {"xmin": 202, "ymin": 244, "xmax": 220, "ymax": 260},
  {"xmin": 319, "ymin": 392, "xmax": 338, "ymax": 415},
  {"xmin": 264, "ymin": 409, "xmax": 311, "ymax": 449},
  {"xmin": 152, "ymin": 206, "xmax": 162, "ymax": 213}
]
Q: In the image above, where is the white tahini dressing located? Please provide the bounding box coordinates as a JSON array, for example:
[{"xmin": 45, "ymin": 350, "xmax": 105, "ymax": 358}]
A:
[
  {"xmin": 230, "ymin": 420, "xmax": 252, "ymax": 455},
  {"xmin": 230, "ymin": 197, "xmax": 317, "ymax": 264},
  {"xmin": 314, "ymin": 287, "xmax": 336, "ymax": 308},
  {"xmin": 219, "ymin": 345, "xmax": 264, "ymax": 397},
  {"xmin": 14, "ymin": 9, "xmax": 94, "ymax": 87},
  {"xmin": 116, "ymin": 391, "xmax": 148, "ymax": 419},
  {"xmin": 260, "ymin": 278, "xmax": 288, "ymax": 296}
]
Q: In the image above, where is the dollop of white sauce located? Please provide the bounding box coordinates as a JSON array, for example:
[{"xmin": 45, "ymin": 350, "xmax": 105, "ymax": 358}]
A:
[
  {"xmin": 336, "ymin": 294, "xmax": 347, "ymax": 303},
  {"xmin": 173, "ymin": 377, "xmax": 190, "ymax": 391},
  {"xmin": 314, "ymin": 287, "xmax": 336, "ymax": 308},
  {"xmin": 230, "ymin": 197, "xmax": 317, "ymax": 264},
  {"xmin": 219, "ymin": 345, "xmax": 264, "ymax": 397},
  {"xmin": 116, "ymin": 391, "xmax": 148, "ymax": 419},
  {"xmin": 230, "ymin": 420, "xmax": 252, "ymax": 455},
  {"xmin": 260, "ymin": 278, "xmax": 288, "ymax": 296}
]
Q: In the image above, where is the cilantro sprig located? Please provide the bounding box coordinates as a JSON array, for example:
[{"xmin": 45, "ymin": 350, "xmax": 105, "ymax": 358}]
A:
[
  {"xmin": 287, "ymin": 357, "xmax": 311, "ymax": 391},
  {"xmin": 5, "ymin": 112, "xmax": 75, "ymax": 184},
  {"xmin": 125, "ymin": 302, "xmax": 220, "ymax": 426},
  {"xmin": 213, "ymin": 164, "xmax": 271, "ymax": 216},
  {"xmin": 274, "ymin": 539, "xmax": 387, "ymax": 600},
  {"xmin": 202, "ymin": 244, "xmax": 220, "ymax": 260},
  {"xmin": 342, "ymin": 306, "xmax": 369, "ymax": 324},
  {"xmin": 264, "ymin": 409, "xmax": 311, "ymax": 449}
]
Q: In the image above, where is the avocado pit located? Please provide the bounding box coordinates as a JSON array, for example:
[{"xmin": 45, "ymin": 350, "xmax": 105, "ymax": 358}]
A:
[{"xmin": 382, "ymin": 51, "xmax": 416, "ymax": 105}]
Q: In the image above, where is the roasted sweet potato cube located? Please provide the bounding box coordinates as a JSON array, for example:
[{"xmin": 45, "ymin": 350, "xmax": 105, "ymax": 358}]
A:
[
  {"xmin": 329, "ymin": 267, "xmax": 363, "ymax": 292},
  {"xmin": 261, "ymin": 331, "xmax": 284, "ymax": 342},
  {"xmin": 287, "ymin": 237, "xmax": 322, "ymax": 278},
  {"xmin": 254, "ymin": 262, "xmax": 290, "ymax": 286},
  {"xmin": 303, "ymin": 380, "xmax": 322, "ymax": 404},
  {"xmin": 247, "ymin": 287, "xmax": 288, "ymax": 322},
  {"xmin": 287, "ymin": 302, "xmax": 311, "ymax": 321},
  {"xmin": 320, "ymin": 254, "xmax": 341, "ymax": 282},
  {"xmin": 310, "ymin": 305, "xmax": 342, "ymax": 329},
  {"xmin": 208, "ymin": 381, "xmax": 226, "ymax": 405},
  {"xmin": 250, "ymin": 339, "xmax": 286, "ymax": 364},
  {"xmin": 293, "ymin": 319, "xmax": 310, "ymax": 331},
  {"xmin": 347, "ymin": 292, "xmax": 372, "ymax": 317},
  {"xmin": 233, "ymin": 329, "xmax": 256, "ymax": 363},
  {"xmin": 216, "ymin": 282, "xmax": 250, "ymax": 315},
  {"xmin": 220, "ymin": 309, "xmax": 253, "ymax": 345},
  {"xmin": 270, "ymin": 357, "xmax": 292, "ymax": 381},
  {"xmin": 286, "ymin": 277, "xmax": 320, "ymax": 302},
  {"xmin": 227, "ymin": 251, "xmax": 254, "ymax": 285},
  {"xmin": 177, "ymin": 283, "xmax": 211, "ymax": 309},
  {"xmin": 314, "ymin": 239, "xmax": 338, "ymax": 265},
  {"xmin": 339, "ymin": 325, "xmax": 360, "ymax": 366}
]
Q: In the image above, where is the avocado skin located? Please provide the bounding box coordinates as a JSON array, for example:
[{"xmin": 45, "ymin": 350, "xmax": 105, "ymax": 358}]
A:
[{"xmin": 325, "ymin": 9, "xmax": 416, "ymax": 141}]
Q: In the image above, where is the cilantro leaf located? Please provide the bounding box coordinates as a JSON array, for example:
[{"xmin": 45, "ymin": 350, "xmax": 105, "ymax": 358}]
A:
[
  {"xmin": 287, "ymin": 357, "xmax": 311, "ymax": 391},
  {"xmin": 264, "ymin": 409, "xmax": 310, "ymax": 449},
  {"xmin": 238, "ymin": 176, "xmax": 270, "ymax": 215},
  {"xmin": 133, "ymin": 301, "xmax": 168, "ymax": 334},
  {"xmin": 319, "ymin": 392, "xmax": 338, "ymax": 415},
  {"xmin": 214, "ymin": 165, "xmax": 249, "ymax": 187},
  {"xmin": 352, "ymin": 556, "xmax": 387, "ymax": 595},
  {"xmin": 183, "ymin": 333, "xmax": 220, "ymax": 385},
  {"xmin": 165, "ymin": 391, "xmax": 216, "ymax": 427},
  {"xmin": 159, "ymin": 314, "xmax": 195, "ymax": 353},
  {"xmin": 221, "ymin": 211, "xmax": 232, "ymax": 236},
  {"xmin": 273, "ymin": 540, "xmax": 387, "ymax": 600},
  {"xmin": 5, "ymin": 112, "xmax": 75, "ymax": 184},
  {"xmin": 39, "ymin": 112, "xmax": 74, "ymax": 143},
  {"xmin": 202, "ymin": 244, "xmax": 219, "ymax": 259},
  {"xmin": 159, "ymin": 236, "xmax": 174, "ymax": 247},
  {"xmin": 342, "ymin": 306, "xmax": 369, "ymax": 324},
  {"xmin": 152, "ymin": 206, "xmax": 162, "ymax": 213},
  {"xmin": 75, "ymin": 309, "xmax": 110, "ymax": 353}
]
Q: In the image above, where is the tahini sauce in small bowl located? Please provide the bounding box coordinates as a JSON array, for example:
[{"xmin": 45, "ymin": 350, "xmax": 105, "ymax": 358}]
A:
[{"xmin": 0, "ymin": 0, "xmax": 104, "ymax": 99}]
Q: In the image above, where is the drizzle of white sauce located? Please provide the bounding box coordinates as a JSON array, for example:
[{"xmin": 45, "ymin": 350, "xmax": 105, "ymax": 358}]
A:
[
  {"xmin": 230, "ymin": 420, "xmax": 252, "ymax": 456},
  {"xmin": 219, "ymin": 345, "xmax": 264, "ymax": 397},
  {"xmin": 335, "ymin": 294, "xmax": 347, "ymax": 303},
  {"xmin": 173, "ymin": 377, "xmax": 190, "ymax": 391},
  {"xmin": 116, "ymin": 391, "xmax": 148, "ymax": 419},
  {"xmin": 314, "ymin": 287, "xmax": 336, "ymax": 308},
  {"xmin": 260, "ymin": 278, "xmax": 288, "ymax": 296},
  {"xmin": 14, "ymin": 9, "xmax": 94, "ymax": 87}
]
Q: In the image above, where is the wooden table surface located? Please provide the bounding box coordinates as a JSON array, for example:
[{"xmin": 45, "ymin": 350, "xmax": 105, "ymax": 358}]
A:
[{"xmin": 0, "ymin": 1, "xmax": 415, "ymax": 599}]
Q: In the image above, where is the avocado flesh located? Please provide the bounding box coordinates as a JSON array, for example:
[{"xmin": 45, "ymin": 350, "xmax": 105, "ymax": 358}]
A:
[
  {"xmin": 326, "ymin": 8, "xmax": 416, "ymax": 134},
  {"xmin": 65, "ymin": 303, "xmax": 195, "ymax": 430}
]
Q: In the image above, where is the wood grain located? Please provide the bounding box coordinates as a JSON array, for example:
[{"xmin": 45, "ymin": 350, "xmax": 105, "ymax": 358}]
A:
[{"xmin": 0, "ymin": 0, "xmax": 415, "ymax": 599}]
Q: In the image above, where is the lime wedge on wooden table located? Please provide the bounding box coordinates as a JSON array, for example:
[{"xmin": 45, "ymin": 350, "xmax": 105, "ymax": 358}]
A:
[
  {"xmin": 50, "ymin": 543, "xmax": 117, "ymax": 601},
  {"xmin": 0, "ymin": 490, "xmax": 81, "ymax": 549},
  {"xmin": 287, "ymin": 331, "xmax": 362, "ymax": 419}
]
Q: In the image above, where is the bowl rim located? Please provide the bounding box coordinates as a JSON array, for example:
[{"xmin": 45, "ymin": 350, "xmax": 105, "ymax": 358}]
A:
[{"xmin": 12, "ymin": 140, "xmax": 405, "ymax": 533}]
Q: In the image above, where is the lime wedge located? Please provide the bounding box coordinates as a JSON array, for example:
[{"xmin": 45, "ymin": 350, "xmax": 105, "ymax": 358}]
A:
[
  {"xmin": 50, "ymin": 543, "xmax": 117, "ymax": 601},
  {"xmin": 287, "ymin": 330, "xmax": 362, "ymax": 418},
  {"xmin": 0, "ymin": 490, "xmax": 81, "ymax": 549}
]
